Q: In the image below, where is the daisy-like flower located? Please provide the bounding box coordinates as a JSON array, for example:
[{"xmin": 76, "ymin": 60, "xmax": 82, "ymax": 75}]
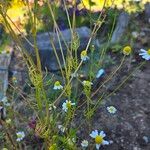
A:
[
  {"xmin": 58, "ymin": 125, "xmax": 66, "ymax": 133},
  {"xmin": 81, "ymin": 50, "xmax": 89, "ymax": 61},
  {"xmin": 53, "ymin": 81, "xmax": 63, "ymax": 90},
  {"xmin": 81, "ymin": 140, "xmax": 89, "ymax": 148},
  {"xmin": 82, "ymin": 80, "xmax": 93, "ymax": 87},
  {"xmin": 96, "ymin": 69, "xmax": 105, "ymax": 78},
  {"xmin": 107, "ymin": 106, "xmax": 117, "ymax": 114},
  {"xmin": 131, "ymin": 31, "xmax": 139, "ymax": 38},
  {"xmin": 123, "ymin": 46, "xmax": 132, "ymax": 55},
  {"xmin": 16, "ymin": 131, "xmax": 25, "ymax": 142},
  {"xmin": 62, "ymin": 100, "xmax": 75, "ymax": 112},
  {"xmin": 139, "ymin": 49, "xmax": 150, "ymax": 60},
  {"xmin": 90, "ymin": 130, "xmax": 109, "ymax": 149}
]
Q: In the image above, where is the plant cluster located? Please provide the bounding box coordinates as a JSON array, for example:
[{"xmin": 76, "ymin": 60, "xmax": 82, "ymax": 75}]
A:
[{"xmin": 0, "ymin": 0, "xmax": 149, "ymax": 149}]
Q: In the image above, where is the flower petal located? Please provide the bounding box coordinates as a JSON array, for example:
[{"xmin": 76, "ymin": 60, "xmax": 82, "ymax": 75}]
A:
[
  {"xmin": 102, "ymin": 140, "xmax": 109, "ymax": 145},
  {"xmin": 142, "ymin": 55, "xmax": 150, "ymax": 60},
  {"xmin": 140, "ymin": 49, "xmax": 147, "ymax": 53},
  {"xmin": 139, "ymin": 53, "xmax": 147, "ymax": 56},
  {"xmin": 90, "ymin": 130, "xmax": 98, "ymax": 138},
  {"xmin": 96, "ymin": 69, "xmax": 105, "ymax": 78},
  {"xmin": 100, "ymin": 131, "xmax": 106, "ymax": 137},
  {"xmin": 96, "ymin": 144, "xmax": 101, "ymax": 149}
]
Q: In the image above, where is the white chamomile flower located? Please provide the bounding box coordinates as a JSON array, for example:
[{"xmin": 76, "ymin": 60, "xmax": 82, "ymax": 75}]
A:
[
  {"xmin": 139, "ymin": 49, "xmax": 150, "ymax": 60},
  {"xmin": 81, "ymin": 50, "xmax": 89, "ymax": 61},
  {"xmin": 107, "ymin": 106, "xmax": 117, "ymax": 114},
  {"xmin": 62, "ymin": 100, "xmax": 75, "ymax": 112},
  {"xmin": 81, "ymin": 140, "xmax": 89, "ymax": 148},
  {"xmin": 82, "ymin": 80, "xmax": 93, "ymax": 87},
  {"xmin": 16, "ymin": 131, "xmax": 25, "ymax": 142},
  {"xmin": 53, "ymin": 81, "xmax": 63, "ymax": 90},
  {"xmin": 90, "ymin": 130, "xmax": 109, "ymax": 150},
  {"xmin": 58, "ymin": 125, "xmax": 66, "ymax": 133},
  {"xmin": 96, "ymin": 69, "xmax": 105, "ymax": 78}
]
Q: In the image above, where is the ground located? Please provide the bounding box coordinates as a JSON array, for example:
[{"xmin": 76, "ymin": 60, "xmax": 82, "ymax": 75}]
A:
[{"xmin": 93, "ymin": 63, "xmax": 150, "ymax": 150}]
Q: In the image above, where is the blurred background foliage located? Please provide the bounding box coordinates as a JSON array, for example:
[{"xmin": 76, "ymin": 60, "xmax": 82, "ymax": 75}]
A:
[
  {"xmin": 78, "ymin": 0, "xmax": 149, "ymax": 13},
  {"xmin": 0, "ymin": 0, "xmax": 149, "ymax": 33},
  {"xmin": 0, "ymin": 0, "xmax": 149, "ymax": 52}
]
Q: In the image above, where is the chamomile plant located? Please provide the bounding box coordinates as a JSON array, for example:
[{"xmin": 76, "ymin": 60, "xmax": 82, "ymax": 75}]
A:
[{"xmin": 0, "ymin": 0, "xmax": 149, "ymax": 149}]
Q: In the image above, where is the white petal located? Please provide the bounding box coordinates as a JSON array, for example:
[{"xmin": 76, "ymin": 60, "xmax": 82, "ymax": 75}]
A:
[
  {"xmin": 96, "ymin": 144, "xmax": 101, "ymax": 149},
  {"xmin": 90, "ymin": 130, "xmax": 98, "ymax": 138},
  {"xmin": 139, "ymin": 53, "xmax": 146, "ymax": 56},
  {"xmin": 58, "ymin": 85, "xmax": 63, "ymax": 89},
  {"xmin": 62, "ymin": 103, "xmax": 66, "ymax": 108},
  {"xmin": 96, "ymin": 69, "xmax": 105, "ymax": 78},
  {"xmin": 53, "ymin": 86, "xmax": 58, "ymax": 90},
  {"xmin": 100, "ymin": 131, "xmax": 106, "ymax": 137},
  {"xmin": 102, "ymin": 140, "xmax": 109, "ymax": 145},
  {"xmin": 63, "ymin": 108, "xmax": 67, "ymax": 112},
  {"xmin": 81, "ymin": 56, "xmax": 89, "ymax": 61},
  {"xmin": 142, "ymin": 55, "xmax": 150, "ymax": 60},
  {"xmin": 140, "ymin": 49, "xmax": 147, "ymax": 53},
  {"xmin": 89, "ymin": 133, "xmax": 96, "ymax": 138},
  {"xmin": 62, "ymin": 103, "xmax": 67, "ymax": 111},
  {"xmin": 81, "ymin": 140, "xmax": 88, "ymax": 147},
  {"xmin": 16, "ymin": 138, "xmax": 21, "ymax": 142},
  {"xmin": 57, "ymin": 86, "xmax": 61, "ymax": 89},
  {"xmin": 144, "ymin": 55, "xmax": 150, "ymax": 60}
]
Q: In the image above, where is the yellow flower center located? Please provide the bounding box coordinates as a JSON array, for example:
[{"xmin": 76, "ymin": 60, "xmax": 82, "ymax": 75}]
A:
[
  {"xmin": 81, "ymin": 50, "xmax": 87, "ymax": 57},
  {"xmin": 147, "ymin": 49, "xmax": 150, "ymax": 55},
  {"xmin": 55, "ymin": 81, "xmax": 60, "ymax": 86},
  {"xmin": 123, "ymin": 46, "xmax": 132, "ymax": 55},
  {"xmin": 95, "ymin": 135, "xmax": 103, "ymax": 144},
  {"xmin": 66, "ymin": 102, "xmax": 72, "ymax": 109}
]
